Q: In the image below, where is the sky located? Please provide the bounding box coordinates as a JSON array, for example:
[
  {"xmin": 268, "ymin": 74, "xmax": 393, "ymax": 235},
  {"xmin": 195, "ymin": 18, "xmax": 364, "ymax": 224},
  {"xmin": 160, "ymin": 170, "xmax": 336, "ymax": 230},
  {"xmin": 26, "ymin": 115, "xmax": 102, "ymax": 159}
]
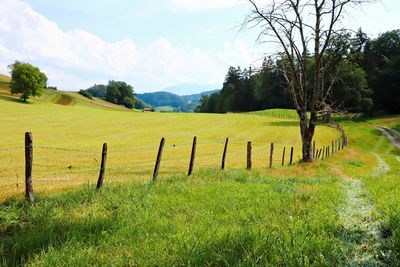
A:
[{"xmin": 0, "ymin": 0, "xmax": 399, "ymax": 93}]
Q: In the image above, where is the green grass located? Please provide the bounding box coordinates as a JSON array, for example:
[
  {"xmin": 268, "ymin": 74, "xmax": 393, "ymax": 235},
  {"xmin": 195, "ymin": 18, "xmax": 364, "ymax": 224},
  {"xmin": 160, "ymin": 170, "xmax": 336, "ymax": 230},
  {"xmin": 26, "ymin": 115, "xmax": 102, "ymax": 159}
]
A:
[
  {"xmin": 154, "ymin": 105, "xmax": 176, "ymax": 112},
  {"xmin": 0, "ymin": 95, "xmax": 340, "ymax": 201},
  {"xmin": 3, "ymin": 82, "xmax": 400, "ymax": 265},
  {"xmin": 351, "ymin": 117, "xmax": 400, "ymax": 265},
  {"xmin": 249, "ymin": 108, "xmax": 299, "ymax": 119},
  {"xmin": 0, "ymin": 169, "xmax": 346, "ymax": 266}
]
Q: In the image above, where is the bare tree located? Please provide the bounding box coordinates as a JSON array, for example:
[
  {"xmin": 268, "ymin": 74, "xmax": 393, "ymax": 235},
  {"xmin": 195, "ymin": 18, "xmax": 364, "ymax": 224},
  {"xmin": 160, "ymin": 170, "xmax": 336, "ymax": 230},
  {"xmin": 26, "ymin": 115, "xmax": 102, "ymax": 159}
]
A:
[{"xmin": 244, "ymin": 0, "xmax": 370, "ymax": 162}]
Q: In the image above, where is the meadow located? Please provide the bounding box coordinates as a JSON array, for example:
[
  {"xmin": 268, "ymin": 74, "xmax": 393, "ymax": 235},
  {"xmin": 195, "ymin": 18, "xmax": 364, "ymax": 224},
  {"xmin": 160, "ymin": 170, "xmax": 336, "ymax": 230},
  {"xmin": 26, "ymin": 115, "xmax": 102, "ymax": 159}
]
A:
[
  {"xmin": 0, "ymin": 88, "xmax": 340, "ymax": 201},
  {"xmin": 1, "ymin": 85, "xmax": 400, "ymax": 266}
]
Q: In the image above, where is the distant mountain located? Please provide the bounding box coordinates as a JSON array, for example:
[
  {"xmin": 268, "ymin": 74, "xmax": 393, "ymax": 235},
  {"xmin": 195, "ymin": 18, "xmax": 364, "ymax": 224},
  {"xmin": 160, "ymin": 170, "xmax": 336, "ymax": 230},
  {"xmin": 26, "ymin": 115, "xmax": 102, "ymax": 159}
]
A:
[
  {"xmin": 136, "ymin": 89, "xmax": 220, "ymax": 112},
  {"xmin": 82, "ymin": 82, "xmax": 220, "ymax": 112},
  {"xmin": 182, "ymin": 90, "xmax": 220, "ymax": 103},
  {"xmin": 162, "ymin": 83, "xmax": 220, "ymax": 95}
]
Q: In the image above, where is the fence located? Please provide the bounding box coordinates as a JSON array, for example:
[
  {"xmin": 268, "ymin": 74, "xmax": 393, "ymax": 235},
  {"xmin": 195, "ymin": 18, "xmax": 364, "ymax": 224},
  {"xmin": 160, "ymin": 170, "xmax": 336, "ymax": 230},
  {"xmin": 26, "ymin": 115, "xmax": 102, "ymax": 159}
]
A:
[{"xmin": 0, "ymin": 132, "xmax": 348, "ymax": 203}]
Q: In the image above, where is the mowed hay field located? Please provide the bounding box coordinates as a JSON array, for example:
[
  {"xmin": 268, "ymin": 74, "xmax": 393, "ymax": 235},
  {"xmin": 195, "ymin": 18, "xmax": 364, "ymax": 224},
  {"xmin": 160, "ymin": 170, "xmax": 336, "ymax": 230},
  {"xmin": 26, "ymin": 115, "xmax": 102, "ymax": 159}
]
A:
[
  {"xmin": 2, "ymin": 86, "xmax": 400, "ymax": 265},
  {"xmin": 0, "ymin": 92, "xmax": 340, "ymax": 201}
]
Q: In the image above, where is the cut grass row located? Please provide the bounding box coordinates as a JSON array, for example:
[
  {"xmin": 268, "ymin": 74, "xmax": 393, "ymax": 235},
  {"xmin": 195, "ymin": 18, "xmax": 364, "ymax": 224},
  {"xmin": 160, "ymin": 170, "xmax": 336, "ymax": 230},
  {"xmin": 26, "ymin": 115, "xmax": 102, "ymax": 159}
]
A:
[{"xmin": 0, "ymin": 97, "xmax": 340, "ymax": 201}]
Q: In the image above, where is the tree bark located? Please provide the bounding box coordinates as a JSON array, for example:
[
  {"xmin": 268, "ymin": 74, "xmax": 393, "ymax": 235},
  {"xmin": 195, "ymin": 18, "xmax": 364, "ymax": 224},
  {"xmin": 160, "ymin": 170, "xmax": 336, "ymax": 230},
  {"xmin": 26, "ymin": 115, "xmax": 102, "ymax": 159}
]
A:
[{"xmin": 299, "ymin": 110, "xmax": 316, "ymax": 162}]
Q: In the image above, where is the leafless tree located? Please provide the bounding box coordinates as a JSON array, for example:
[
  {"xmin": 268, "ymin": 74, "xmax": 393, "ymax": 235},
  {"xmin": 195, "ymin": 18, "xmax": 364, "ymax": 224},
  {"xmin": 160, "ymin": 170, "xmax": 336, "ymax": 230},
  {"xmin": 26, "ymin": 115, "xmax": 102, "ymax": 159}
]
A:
[{"xmin": 244, "ymin": 0, "xmax": 371, "ymax": 162}]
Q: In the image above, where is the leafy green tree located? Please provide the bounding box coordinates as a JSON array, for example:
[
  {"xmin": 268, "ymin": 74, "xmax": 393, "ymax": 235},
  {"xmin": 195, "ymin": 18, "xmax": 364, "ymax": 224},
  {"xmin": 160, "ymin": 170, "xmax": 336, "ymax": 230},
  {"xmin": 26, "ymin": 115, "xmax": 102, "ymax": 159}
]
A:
[
  {"xmin": 8, "ymin": 61, "xmax": 47, "ymax": 102},
  {"xmin": 86, "ymin": 84, "xmax": 107, "ymax": 98},
  {"xmin": 105, "ymin": 80, "xmax": 135, "ymax": 109},
  {"xmin": 362, "ymin": 30, "xmax": 400, "ymax": 113},
  {"xmin": 330, "ymin": 61, "xmax": 373, "ymax": 113}
]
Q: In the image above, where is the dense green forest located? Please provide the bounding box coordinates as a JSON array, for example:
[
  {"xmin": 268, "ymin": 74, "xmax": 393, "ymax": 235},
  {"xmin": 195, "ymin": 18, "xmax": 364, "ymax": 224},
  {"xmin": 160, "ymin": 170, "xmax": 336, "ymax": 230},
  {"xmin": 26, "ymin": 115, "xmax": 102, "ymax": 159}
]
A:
[
  {"xmin": 196, "ymin": 29, "xmax": 400, "ymax": 115},
  {"xmin": 136, "ymin": 92, "xmax": 194, "ymax": 112}
]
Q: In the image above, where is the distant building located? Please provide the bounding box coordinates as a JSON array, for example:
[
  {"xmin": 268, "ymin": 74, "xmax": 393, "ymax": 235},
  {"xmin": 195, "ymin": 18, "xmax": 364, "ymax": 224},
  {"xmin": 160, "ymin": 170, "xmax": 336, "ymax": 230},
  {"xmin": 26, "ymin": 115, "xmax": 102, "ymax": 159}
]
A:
[{"xmin": 143, "ymin": 107, "xmax": 151, "ymax": 112}]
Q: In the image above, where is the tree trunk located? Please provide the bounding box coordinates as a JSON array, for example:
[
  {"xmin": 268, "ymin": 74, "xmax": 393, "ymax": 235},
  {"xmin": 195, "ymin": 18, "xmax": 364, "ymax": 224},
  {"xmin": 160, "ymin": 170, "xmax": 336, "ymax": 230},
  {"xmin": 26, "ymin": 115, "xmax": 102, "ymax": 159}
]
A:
[{"xmin": 299, "ymin": 110, "xmax": 316, "ymax": 162}]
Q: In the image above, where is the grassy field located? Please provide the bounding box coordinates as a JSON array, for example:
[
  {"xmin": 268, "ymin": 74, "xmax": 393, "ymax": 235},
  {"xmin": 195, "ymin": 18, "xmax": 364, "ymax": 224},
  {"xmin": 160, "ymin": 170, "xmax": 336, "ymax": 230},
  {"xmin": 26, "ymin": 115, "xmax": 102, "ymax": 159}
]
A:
[
  {"xmin": 1, "ymin": 79, "xmax": 400, "ymax": 265},
  {"xmin": 154, "ymin": 105, "xmax": 176, "ymax": 112},
  {"xmin": 0, "ymin": 85, "xmax": 340, "ymax": 201}
]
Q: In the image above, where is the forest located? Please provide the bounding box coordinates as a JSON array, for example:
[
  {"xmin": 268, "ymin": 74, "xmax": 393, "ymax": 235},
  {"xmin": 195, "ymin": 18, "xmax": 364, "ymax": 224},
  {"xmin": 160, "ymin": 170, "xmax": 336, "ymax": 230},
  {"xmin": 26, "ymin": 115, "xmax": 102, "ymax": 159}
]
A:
[{"xmin": 196, "ymin": 29, "xmax": 400, "ymax": 115}]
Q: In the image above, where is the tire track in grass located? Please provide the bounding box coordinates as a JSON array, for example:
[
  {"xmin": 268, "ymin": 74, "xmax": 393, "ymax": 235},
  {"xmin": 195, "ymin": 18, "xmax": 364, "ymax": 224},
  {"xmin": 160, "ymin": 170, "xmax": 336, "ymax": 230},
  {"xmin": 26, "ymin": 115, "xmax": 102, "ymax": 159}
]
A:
[
  {"xmin": 374, "ymin": 126, "xmax": 400, "ymax": 150},
  {"xmin": 340, "ymin": 153, "xmax": 390, "ymax": 266}
]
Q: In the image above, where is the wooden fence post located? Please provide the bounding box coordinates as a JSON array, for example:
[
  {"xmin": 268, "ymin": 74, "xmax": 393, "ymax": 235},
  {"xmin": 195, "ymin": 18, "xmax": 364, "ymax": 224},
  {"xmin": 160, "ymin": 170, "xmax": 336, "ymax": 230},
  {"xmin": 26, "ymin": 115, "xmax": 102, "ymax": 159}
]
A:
[
  {"xmin": 332, "ymin": 140, "xmax": 334, "ymax": 155},
  {"xmin": 312, "ymin": 141, "xmax": 316, "ymax": 159},
  {"xmin": 322, "ymin": 147, "xmax": 325, "ymax": 160},
  {"xmin": 25, "ymin": 132, "xmax": 34, "ymax": 204},
  {"xmin": 247, "ymin": 141, "xmax": 252, "ymax": 170},
  {"xmin": 342, "ymin": 136, "xmax": 345, "ymax": 150},
  {"xmin": 338, "ymin": 139, "xmax": 341, "ymax": 151},
  {"xmin": 188, "ymin": 136, "xmax": 197, "ymax": 176},
  {"xmin": 335, "ymin": 140, "xmax": 337, "ymax": 154},
  {"xmin": 281, "ymin": 147, "xmax": 286, "ymax": 166},
  {"xmin": 152, "ymin": 137, "xmax": 165, "ymax": 182},
  {"xmin": 269, "ymin": 143, "xmax": 274, "ymax": 168},
  {"xmin": 289, "ymin": 146, "xmax": 294, "ymax": 165},
  {"xmin": 221, "ymin": 138, "xmax": 228, "ymax": 170},
  {"xmin": 96, "ymin": 143, "xmax": 107, "ymax": 191}
]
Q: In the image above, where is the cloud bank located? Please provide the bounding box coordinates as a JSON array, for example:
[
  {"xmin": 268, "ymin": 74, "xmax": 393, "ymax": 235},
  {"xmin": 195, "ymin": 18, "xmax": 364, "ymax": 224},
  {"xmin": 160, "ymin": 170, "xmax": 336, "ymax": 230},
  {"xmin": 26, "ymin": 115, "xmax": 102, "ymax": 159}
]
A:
[{"xmin": 0, "ymin": 0, "xmax": 257, "ymax": 92}]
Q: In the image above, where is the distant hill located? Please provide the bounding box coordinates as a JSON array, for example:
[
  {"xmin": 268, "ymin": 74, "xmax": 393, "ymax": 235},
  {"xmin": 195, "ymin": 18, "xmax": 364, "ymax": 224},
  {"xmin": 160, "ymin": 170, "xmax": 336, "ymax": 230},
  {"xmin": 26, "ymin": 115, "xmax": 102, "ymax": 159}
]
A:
[
  {"xmin": 136, "ymin": 89, "xmax": 219, "ymax": 112},
  {"xmin": 136, "ymin": 91, "xmax": 193, "ymax": 112},
  {"xmin": 182, "ymin": 90, "xmax": 220, "ymax": 103},
  {"xmin": 162, "ymin": 83, "xmax": 220, "ymax": 95}
]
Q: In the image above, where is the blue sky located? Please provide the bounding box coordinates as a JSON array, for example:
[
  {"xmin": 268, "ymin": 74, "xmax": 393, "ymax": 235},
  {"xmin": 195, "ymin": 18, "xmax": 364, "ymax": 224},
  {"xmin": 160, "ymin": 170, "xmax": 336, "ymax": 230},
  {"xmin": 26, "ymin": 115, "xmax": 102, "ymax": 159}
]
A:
[{"xmin": 0, "ymin": 0, "xmax": 399, "ymax": 93}]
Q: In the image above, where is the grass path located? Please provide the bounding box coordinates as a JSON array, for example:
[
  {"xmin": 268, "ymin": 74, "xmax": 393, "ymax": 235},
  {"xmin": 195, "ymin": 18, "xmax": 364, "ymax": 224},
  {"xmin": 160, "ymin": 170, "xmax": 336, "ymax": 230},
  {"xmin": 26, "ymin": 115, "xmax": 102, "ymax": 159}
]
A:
[{"xmin": 339, "ymin": 153, "xmax": 390, "ymax": 265}]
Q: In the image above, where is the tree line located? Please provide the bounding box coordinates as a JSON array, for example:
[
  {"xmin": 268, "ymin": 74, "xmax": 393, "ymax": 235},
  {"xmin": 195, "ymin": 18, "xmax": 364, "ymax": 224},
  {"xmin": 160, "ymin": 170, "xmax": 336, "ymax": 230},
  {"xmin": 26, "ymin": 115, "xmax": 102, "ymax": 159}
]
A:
[{"xmin": 196, "ymin": 29, "xmax": 400, "ymax": 115}]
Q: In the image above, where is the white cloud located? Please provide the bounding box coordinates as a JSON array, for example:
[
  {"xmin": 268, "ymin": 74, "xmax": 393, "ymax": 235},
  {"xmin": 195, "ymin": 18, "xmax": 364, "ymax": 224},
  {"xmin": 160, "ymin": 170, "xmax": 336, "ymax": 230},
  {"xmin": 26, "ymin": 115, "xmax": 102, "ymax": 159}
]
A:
[
  {"xmin": 0, "ymin": 0, "xmax": 258, "ymax": 92},
  {"xmin": 170, "ymin": 0, "xmax": 244, "ymax": 11}
]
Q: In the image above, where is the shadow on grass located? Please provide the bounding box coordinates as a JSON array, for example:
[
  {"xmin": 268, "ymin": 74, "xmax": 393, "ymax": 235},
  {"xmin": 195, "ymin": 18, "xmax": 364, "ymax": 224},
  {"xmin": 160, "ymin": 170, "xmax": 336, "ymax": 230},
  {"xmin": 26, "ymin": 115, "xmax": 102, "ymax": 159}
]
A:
[{"xmin": 0, "ymin": 95, "xmax": 30, "ymax": 104}]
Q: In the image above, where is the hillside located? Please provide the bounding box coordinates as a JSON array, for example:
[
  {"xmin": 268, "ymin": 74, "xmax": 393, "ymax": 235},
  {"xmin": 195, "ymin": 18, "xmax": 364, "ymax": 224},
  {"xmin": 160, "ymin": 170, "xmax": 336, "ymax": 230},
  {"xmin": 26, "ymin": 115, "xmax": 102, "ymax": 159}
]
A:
[
  {"xmin": 0, "ymin": 74, "xmax": 11, "ymax": 83},
  {"xmin": 136, "ymin": 91, "xmax": 195, "ymax": 112},
  {"xmin": 136, "ymin": 90, "xmax": 218, "ymax": 112},
  {"xmin": 3, "ymin": 75, "xmax": 400, "ymax": 266},
  {"xmin": 2, "ymin": 88, "xmax": 400, "ymax": 264},
  {"xmin": 162, "ymin": 83, "xmax": 220, "ymax": 95},
  {"xmin": 182, "ymin": 89, "xmax": 220, "ymax": 102},
  {"xmin": 0, "ymin": 76, "xmax": 130, "ymax": 111}
]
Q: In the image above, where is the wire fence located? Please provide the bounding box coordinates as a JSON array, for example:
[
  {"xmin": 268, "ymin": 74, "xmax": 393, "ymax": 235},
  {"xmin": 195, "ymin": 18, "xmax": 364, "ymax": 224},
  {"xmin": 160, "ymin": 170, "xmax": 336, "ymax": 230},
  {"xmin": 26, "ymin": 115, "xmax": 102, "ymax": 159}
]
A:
[{"xmin": 0, "ymin": 132, "xmax": 348, "ymax": 202}]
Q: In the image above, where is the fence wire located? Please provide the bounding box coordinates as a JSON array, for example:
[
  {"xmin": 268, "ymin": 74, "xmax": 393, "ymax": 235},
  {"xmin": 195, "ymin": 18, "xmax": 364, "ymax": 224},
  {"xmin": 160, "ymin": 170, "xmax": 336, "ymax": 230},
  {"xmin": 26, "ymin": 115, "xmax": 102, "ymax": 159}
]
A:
[{"xmin": 0, "ymin": 135, "xmax": 346, "ymax": 191}]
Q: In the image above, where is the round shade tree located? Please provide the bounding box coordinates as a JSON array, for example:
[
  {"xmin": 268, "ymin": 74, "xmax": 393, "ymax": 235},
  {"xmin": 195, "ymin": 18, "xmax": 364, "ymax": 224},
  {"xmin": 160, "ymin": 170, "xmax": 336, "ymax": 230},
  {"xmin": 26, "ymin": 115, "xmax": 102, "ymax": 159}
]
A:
[{"xmin": 9, "ymin": 61, "xmax": 47, "ymax": 102}]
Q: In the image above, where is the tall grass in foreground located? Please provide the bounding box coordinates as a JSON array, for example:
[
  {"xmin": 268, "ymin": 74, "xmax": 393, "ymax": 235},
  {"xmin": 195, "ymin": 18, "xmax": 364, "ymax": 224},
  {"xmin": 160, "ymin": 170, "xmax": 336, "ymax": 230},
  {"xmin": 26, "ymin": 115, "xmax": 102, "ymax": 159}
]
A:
[{"xmin": 1, "ymin": 169, "xmax": 345, "ymax": 266}]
